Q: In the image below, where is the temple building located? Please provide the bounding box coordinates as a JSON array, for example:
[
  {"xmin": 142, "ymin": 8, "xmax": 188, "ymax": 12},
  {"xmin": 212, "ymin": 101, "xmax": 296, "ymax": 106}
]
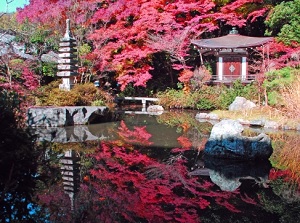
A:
[{"xmin": 191, "ymin": 28, "xmax": 273, "ymax": 84}]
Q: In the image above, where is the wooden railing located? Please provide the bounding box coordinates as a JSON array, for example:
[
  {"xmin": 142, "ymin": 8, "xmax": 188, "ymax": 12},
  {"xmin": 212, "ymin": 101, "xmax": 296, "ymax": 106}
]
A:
[{"xmin": 210, "ymin": 74, "xmax": 257, "ymax": 83}]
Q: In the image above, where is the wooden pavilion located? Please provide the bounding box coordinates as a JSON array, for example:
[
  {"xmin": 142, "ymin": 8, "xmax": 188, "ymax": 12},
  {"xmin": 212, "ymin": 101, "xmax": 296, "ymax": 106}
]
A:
[{"xmin": 191, "ymin": 28, "xmax": 273, "ymax": 84}]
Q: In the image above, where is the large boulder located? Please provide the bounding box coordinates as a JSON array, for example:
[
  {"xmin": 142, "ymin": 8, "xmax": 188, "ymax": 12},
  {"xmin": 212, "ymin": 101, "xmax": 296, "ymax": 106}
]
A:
[
  {"xmin": 27, "ymin": 106, "xmax": 113, "ymax": 127},
  {"xmin": 229, "ymin": 96, "xmax": 256, "ymax": 111},
  {"xmin": 204, "ymin": 119, "xmax": 273, "ymax": 160}
]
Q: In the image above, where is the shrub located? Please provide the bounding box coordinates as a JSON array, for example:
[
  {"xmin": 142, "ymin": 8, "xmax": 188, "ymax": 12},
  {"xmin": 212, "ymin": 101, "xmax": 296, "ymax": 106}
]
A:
[
  {"xmin": 35, "ymin": 82, "xmax": 115, "ymax": 107},
  {"xmin": 46, "ymin": 88, "xmax": 82, "ymax": 106},
  {"xmin": 34, "ymin": 80, "xmax": 60, "ymax": 105},
  {"xmin": 157, "ymin": 89, "xmax": 187, "ymax": 109},
  {"xmin": 196, "ymin": 98, "xmax": 215, "ymax": 110},
  {"xmin": 157, "ymin": 81, "xmax": 260, "ymax": 110},
  {"xmin": 217, "ymin": 81, "xmax": 260, "ymax": 109},
  {"xmin": 72, "ymin": 83, "xmax": 98, "ymax": 105},
  {"xmin": 264, "ymin": 67, "xmax": 297, "ymax": 106},
  {"xmin": 91, "ymin": 99, "xmax": 106, "ymax": 106}
]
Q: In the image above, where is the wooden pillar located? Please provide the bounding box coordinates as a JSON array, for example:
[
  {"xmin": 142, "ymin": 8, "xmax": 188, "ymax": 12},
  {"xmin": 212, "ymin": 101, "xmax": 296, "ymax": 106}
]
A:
[
  {"xmin": 217, "ymin": 57, "xmax": 223, "ymax": 80},
  {"xmin": 241, "ymin": 57, "xmax": 247, "ymax": 80}
]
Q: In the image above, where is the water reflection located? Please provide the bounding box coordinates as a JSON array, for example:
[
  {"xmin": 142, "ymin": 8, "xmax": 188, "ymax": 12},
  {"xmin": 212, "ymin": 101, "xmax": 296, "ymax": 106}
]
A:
[
  {"xmin": 60, "ymin": 150, "xmax": 80, "ymax": 211},
  {"xmin": 190, "ymin": 158, "xmax": 272, "ymax": 192},
  {"xmin": 22, "ymin": 112, "xmax": 300, "ymax": 222}
]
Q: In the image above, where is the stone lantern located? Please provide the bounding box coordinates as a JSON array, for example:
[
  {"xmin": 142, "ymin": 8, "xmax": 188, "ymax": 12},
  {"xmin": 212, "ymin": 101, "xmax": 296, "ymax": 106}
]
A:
[{"xmin": 57, "ymin": 19, "xmax": 78, "ymax": 90}]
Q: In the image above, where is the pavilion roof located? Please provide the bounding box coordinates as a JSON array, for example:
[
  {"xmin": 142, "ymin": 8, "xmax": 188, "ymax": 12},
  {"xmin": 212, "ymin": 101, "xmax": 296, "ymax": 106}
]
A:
[{"xmin": 191, "ymin": 32, "xmax": 273, "ymax": 50}]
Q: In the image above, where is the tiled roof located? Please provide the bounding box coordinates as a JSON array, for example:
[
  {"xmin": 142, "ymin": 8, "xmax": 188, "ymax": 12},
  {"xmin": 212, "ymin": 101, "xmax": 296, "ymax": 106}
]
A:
[{"xmin": 191, "ymin": 34, "xmax": 273, "ymax": 49}]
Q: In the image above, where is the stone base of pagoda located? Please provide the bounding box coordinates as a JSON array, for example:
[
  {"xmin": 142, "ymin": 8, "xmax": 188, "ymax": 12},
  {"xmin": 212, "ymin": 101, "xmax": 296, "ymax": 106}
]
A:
[{"xmin": 59, "ymin": 77, "xmax": 76, "ymax": 90}]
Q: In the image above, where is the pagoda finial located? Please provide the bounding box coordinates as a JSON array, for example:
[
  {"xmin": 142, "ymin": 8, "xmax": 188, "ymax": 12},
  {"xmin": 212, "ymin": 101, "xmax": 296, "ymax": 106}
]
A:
[
  {"xmin": 64, "ymin": 19, "xmax": 73, "ymax": 39},
  {"xmin": 229, "ymin": 27, "xmax": 239, "ymax": 35}
]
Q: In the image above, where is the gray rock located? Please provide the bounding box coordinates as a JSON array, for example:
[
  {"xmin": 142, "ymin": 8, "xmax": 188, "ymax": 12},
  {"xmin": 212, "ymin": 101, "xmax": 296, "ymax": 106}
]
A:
[
  {"xmin": 195, "ymin": 112, "xmax": 219, "ymax": 120},
  {"xmin": 41, "ymin": 51, "xmax": 59, "ymax": 63},
  {"xmin": 195, "ymin": 112, "xmax": 208, "ymax": 119},
  {"xmin": 283, "ymin": 125, "xmax": 293, "ymax": 130},
  {"xmin": 147, "ymin": 105, "xmax": 164, "ymax": 112},
  {"xmin": 0, "ymin": 33, "xmax": 35, "ymax": 60},
  {"xmin": 27, "ymin": 106, "xmax": 112, "ymax": 127},
  {"xmin": 229, "ymin": 96, "xmax": 256, "ymax": 111},
  {"xmin": 207, "ymin": 113, "xmax": 219, "ymax": 120},
  {"xmin": 208, "ymin": 119, "xmax": 244, "ymax": 141},
  {"xmin": 204, "ymin": 119, "xmax": 273, "ymax": 160},
  {"xmin": 264, "ymin": 120, "xmax": 280, "ymax": 129},
  {"xmin": 146, "ymin": 105, "xmax": 164, "ymax": 115},
  {"xmin": 250, "ymin": 119, "xmax": 265, "ymax": 127},
  {"xmin": 237, "ymin": 118, "xmax": 250, "ymax": 125}
]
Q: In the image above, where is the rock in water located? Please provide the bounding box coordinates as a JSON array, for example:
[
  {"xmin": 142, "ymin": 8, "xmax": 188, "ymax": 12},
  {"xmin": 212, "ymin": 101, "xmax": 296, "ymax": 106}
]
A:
[{"xmin": 204, "ymin": 119, "xmax": 273, "ymax": 160}]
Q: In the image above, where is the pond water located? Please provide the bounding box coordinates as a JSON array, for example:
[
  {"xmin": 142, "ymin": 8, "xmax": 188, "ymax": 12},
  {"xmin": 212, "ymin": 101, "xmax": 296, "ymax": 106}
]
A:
[{"xmin": 2, "ymin": 110, "xmax": 300, "ymax": 222}]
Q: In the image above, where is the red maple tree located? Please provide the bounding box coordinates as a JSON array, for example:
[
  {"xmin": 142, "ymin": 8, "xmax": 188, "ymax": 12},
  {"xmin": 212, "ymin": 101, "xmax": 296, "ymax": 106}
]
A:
[{"xmin": 16, "ymin": 0, "xmax": 271, "ymax": 91}]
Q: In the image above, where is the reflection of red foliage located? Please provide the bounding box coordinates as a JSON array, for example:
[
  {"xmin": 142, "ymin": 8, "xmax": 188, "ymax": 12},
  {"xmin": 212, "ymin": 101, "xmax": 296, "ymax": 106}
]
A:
[
  {"xmin": 87, "ymin": 142, "xmax": 251, "ymax": 222},
  {"xmin": 117, "ymin": 120, "xmax": 153, "ymax": 146},
  {"xmin": 240, "ymin": 193, "xmax": 257, "ymax": 205},
  {"xmin": 176, "ymin": 136, "xmax": 192, "ymax": 148},
  {"xmin": 215, "ymin": 197, "xmax": 241, "ymax": 213},
  {"xmin": 269, "ymin": 168, "xmax": 293, "ymax": 182},
  {"xmin": 37, "ymin": 185, "xmax": 73, "ymax": 222}
]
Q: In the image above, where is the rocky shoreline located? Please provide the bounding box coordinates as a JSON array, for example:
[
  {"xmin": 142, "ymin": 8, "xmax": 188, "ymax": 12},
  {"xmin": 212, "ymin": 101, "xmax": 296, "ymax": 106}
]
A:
[
  {"xmin": 195, "ymin": 112, "xmax": 300, "ymax": 132},
  {"xmin": 195, "ymin": 97, "xmax": 300, "ymax": 132}
]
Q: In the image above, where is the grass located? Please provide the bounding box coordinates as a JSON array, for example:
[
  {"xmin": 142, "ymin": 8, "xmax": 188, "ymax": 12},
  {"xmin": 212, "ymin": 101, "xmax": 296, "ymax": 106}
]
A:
[
  {"xmin": 211, "ymin": 106, "xmax": 300, "ymax": 129},
  {"xmin": 271, "ymin": 133, "xmax": 300, "ymax": 185}
]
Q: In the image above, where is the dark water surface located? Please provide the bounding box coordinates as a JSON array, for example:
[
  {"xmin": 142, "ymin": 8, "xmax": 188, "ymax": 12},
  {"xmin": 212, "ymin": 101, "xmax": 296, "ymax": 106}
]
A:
[{"xmin": 1, "ymin": 110, "xmax": 300, "ymax": 222}]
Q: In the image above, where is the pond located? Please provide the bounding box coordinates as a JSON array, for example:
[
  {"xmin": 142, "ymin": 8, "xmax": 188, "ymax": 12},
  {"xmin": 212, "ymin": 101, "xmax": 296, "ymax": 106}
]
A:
[{"xmin": 1, "ymin": 110, "xmax": 300, "ymax": 222}]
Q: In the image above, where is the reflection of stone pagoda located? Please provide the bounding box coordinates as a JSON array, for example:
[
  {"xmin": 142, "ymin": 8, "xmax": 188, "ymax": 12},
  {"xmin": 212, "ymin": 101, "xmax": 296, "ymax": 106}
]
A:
[
  {"xmin": 60, "ymin": 150, "xmax": 80, "ymax": 211},
  {"xmin": 57, "ymin": 19, "xmax": 78, "ymax": 90}
]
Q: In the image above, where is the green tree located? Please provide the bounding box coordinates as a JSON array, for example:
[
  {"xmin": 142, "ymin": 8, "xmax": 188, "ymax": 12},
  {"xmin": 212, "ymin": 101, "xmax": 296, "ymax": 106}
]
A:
[
  {"xmin": 263, "ymin": 67, "xmax": 297, "ymax": 106},
  {"xmin": 265, "ymin": 0, "xmax": 300, "ymax": 45}
]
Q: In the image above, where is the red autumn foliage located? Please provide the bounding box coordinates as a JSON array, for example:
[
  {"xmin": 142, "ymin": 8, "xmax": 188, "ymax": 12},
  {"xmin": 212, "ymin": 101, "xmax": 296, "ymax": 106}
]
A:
[
  {"xmin": 267, "ymin": 42, "xmax": 300, "ymax": 69},
  {"xmin": 21, "ymin": 67, "xmax": 39, "ymax": 91},
  {"xmin": 16, "ymin": 0, "xmax": 272, "ymax": 91}
]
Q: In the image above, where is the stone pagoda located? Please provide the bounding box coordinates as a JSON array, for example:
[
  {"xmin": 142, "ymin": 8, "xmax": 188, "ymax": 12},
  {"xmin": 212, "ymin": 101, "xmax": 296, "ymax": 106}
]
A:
[
  {"xmin": 60, "ymin": 150, "xmax": 80, "ymax": 211},
  {"xmin": 57, "ymin": 19, "xmax": 78, "ymax": 90}
]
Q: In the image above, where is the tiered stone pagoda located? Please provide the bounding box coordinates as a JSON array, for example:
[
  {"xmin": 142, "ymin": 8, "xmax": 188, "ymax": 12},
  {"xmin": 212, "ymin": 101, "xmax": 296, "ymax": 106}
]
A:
[
  {"xmin": 57, "ymin": 19, "xmax": 78, "ymax": 90},
  {"xmin": 60, "ymin": 150, "xmax": 80, "ymax": 211},
  {"xmin": 191, "ymin": 28, "xmax": 273, "ymax": 84}
]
